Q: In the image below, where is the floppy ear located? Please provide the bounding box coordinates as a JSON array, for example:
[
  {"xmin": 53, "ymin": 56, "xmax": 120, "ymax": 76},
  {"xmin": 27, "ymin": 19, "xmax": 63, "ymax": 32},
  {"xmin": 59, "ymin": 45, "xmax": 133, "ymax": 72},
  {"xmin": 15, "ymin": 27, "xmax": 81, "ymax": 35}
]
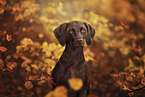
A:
[
  {"xmin": 54, "ymin": 23, "xmax": 68, "ymax": 46},
  {"xmin": 84, "ymin": 22, "xmax": 96, "ymax": 45}
]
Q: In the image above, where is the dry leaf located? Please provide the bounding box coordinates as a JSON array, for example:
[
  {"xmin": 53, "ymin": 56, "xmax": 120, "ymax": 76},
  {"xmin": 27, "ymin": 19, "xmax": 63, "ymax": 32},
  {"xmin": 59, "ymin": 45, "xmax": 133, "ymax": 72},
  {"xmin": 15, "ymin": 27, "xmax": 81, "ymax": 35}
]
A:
[
  {"xmin": 29, "ymin": 76, "xmax": 38, "ymax": 81},
  {"xmin": 37, "ymin": 80, "xmax": 46, "ymax": 86},
  {"xmin": 24, "ymin": 81, "xmax": 33, "ymax": 89},
  {"xmin": 0, "ymin": 47, "xmax": 7, "ymax": 52},
  {"xmin": 0, "ymin": 59, "xmax": 4, "ymax": 69},
  {"xmin": 6, "ymin": 34, "xmax": 12, "ymax": 41},
  {"xmin": 128, "ymin": 92, "xmax": 134, "ymax": 97},
  {"xmin": 40, "ymin": 75, "xmax": 46, "ymax": 80}
]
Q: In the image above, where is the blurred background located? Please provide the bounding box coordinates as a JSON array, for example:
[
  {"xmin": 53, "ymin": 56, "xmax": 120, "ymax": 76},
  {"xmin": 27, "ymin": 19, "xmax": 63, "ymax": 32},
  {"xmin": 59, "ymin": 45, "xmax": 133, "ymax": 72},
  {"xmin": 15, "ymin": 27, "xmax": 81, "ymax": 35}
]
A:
[{"xmin": 0, "ymin": 0, "xmax": 145, "ymax": 97}]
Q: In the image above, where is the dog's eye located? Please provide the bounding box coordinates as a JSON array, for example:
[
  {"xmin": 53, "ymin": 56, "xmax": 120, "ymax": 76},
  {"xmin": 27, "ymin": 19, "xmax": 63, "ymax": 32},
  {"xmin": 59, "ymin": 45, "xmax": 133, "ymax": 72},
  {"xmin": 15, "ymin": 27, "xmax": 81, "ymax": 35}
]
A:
[
  {"xmin": 81, "ymin": 29, "xmax": 86, "ymax": 34},
  {"xmin": 69, "ymin": 31, "xmax": 74, "ymax": 34},
  {"xmin": 69, "ymin": 29, "xmax": 75, "ymax": 34}
]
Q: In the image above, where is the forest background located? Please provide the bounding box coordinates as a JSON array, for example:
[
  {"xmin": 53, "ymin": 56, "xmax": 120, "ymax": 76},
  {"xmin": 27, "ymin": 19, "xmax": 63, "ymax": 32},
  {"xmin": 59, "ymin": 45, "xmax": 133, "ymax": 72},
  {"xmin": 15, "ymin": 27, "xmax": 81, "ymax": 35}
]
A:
[{"xmin": 0, "ymin": 0, "xmax": 145, "ymax": 97}]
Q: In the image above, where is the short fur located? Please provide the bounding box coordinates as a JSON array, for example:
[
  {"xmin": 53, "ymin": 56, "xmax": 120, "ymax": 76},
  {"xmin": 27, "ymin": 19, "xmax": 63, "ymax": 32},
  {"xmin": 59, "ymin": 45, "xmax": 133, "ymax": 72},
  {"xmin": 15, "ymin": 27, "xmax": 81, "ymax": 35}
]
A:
[{"xmin": 52, "ymin": 21, "xmax": 95, "ymax": 97}]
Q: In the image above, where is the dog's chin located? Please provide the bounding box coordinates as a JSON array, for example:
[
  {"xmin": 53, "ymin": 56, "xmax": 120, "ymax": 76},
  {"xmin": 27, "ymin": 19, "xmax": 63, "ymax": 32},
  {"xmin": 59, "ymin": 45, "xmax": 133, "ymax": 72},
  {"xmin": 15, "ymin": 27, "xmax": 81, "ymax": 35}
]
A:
[
  {"xmin": 71, "ymin": 43, "xmax": 84, "ymax": 48},
  {"xmin": 75, "ymin": 43, "xmax": 84, "ymax": 48}
]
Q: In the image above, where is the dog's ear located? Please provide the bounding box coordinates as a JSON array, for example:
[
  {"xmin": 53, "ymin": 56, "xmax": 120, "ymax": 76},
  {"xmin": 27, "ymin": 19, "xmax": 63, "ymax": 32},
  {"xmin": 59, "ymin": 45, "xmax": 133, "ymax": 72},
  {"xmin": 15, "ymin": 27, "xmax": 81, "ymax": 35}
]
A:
[
  {"xmin": 84, "ymin": 22, "xmax": 95, "ymax": 45},
  {"xmin": 54, "ymin": 23, "xmax": 68, "ymax": 46}
]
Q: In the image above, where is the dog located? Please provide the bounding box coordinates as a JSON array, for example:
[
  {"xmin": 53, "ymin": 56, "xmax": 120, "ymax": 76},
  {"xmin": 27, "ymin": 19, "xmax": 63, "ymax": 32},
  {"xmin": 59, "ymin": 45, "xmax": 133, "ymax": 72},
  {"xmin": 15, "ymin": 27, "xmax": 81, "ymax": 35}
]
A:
[{"xmin": 52, "ymin": 21, "xmax": 95, "ymax": 97}]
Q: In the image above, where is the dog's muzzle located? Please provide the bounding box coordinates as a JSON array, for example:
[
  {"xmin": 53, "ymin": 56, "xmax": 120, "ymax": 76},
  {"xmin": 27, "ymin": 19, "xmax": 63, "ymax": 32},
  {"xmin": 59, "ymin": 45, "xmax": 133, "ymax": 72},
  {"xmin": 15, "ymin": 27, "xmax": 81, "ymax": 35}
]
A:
[{"xmin": 76, "ymin": 39, "xmax": 84, "ymax": 47}]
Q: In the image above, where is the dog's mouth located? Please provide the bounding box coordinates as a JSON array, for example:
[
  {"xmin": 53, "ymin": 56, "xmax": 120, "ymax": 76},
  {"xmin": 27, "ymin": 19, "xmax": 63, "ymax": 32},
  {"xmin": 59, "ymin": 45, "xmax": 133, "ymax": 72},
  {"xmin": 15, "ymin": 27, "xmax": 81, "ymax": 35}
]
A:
[
  {"xmin": 70, "ymin": 40, "xmax": 85, "ymax": 48},
  {"xmin": 71, "ymin": 43, "xmax": 84, "ymax": 48},
  {"xmin": 76, "ymin": 42, "xmax": 84, "ymax": 47}
]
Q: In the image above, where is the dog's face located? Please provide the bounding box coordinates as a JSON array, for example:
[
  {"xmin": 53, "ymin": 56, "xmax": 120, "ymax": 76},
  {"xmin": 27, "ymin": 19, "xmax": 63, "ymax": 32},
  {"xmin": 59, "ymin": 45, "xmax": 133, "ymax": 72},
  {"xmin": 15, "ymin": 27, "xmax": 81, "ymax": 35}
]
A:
[
  {"xmin": 66, "ymin": 22, "xmax": 87, "ymax": 47},
  {"xmin": 54, "ymin": 21, "xmax": 95, "ymax": 47}
]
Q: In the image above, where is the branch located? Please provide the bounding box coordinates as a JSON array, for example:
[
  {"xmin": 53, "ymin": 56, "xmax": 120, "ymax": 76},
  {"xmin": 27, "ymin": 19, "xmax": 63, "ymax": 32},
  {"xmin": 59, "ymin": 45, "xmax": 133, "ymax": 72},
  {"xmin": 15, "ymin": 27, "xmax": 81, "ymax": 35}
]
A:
[
  {"xmin": 5, "ymin": 70, "xmax": 38, "ymax": 97},
  {"xmin": 121, "ymin": 86, "xmax": 145, "ymax": 97}
]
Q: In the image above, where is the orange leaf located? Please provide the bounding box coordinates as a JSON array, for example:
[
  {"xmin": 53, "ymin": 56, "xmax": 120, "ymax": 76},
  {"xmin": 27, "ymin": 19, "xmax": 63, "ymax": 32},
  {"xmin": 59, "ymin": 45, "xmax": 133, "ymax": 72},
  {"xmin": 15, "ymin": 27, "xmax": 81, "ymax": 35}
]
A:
[
  {"xmin": 29, "ymin": 76, "xmax": 38, "ymax": 80},
  {"xmin": 0, "ymin": 59, "xmax": 4, "ymax": 69},
  {"xmin": 6, "ymin": 34, "xmax": 12, "ymax": 41},
  {"xmin": 6, "ymin": 62, "xmax": 16, "ymax": 71},
  {"xmin": 24, "ymin": 81, "xmax": 33, "ymax": 89},
  {"xmin": 141, "ymin": 78, "xmax": 145, "ymax": 85},
  {"xmin": 21, "ymin": 62, "xmax": 28, "ymax": 68},
  {"xmin": 37, "ymin": 80, "xmax": 46, "ymax": 86},
  {"xmin": 0, "ymin": 47, "xmax": 7, "ymax": 52},
  {"xmin": 26, "ymin": 66, "xmax": 31, "ymax": 72},
  {"xmin": 128, "ymin": 92, "xmax": 134, "ymax": 97},
  {"xmin": 40, "ymin": 75, "xmax": 46, "ymax": 80}
]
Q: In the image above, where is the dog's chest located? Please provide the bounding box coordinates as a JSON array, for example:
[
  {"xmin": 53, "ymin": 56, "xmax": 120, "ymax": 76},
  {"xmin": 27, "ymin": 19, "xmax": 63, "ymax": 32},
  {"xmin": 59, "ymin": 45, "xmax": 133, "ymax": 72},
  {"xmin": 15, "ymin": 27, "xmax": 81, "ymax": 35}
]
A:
[{"xmin": 62, "ymin": 62, "xmax": 87, "ymax": 81}]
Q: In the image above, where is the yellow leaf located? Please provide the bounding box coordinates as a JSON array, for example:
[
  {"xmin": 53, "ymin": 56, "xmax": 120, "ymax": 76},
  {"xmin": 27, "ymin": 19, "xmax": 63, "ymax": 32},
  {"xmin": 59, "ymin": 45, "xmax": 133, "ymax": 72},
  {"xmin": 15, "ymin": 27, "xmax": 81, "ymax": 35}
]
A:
[
  {"xmin": 46, "ymin": 51, "xmax": 52, "ymax": 57},
  {"xmin": 48, "ymin": 43, "xmax": 57, "ymax": 52},
  {"xmin": 38, "ymin": 33, "xmax": 44, "ymax": 38},
  {"xmin": 142, "ymin": 54, "xmax": 145, "ymax": 62},
  {"xmin": 42, "ymin": 41, "xmax": 48, "ymax": 48},
  {"xmin": 47, "ymin": 67, "xmax": 51, "ymax": 74},
  {"xmin": 16, "ymin": 46, "xmax": 22, "ymax": 51},
  {"xmin": 45, "ymin": 91, "xmax": 54, "ymax": 97},
  {"xmin": 53, "ymin": 86, "xmax": 67, "ymax": 97},
  {"xmin": 45, "ymin": 59, "xmax": 56, "ymax": 66},
  {"xmin": 39, "ymin": 16, "xmax": 49, "ymax": 23},
  {"xmin": 68, "ymin": 78, "xmax": 83, "ymax": 91},
  {"xmin": 119, "ymin": 47, "xmax": 130, "ymax": 55},
  {"xmin": 128, "ymin": 59, "xmax": 134, "ymax": 66},
  {"xmin": 31, "ymin": 64, "xmax": 38, "ymax": 70},
  {"xmin": 20, "ymin": 38, "xmax": 33, "ymax": 47},
  {"xmin": 45, "ymin": 86, "xmax": 67, "ymax": 97},
  {"xmin": 85, "ymin": 56, "xmax": 93, "ymax": 62},
  {"xmin": 139, "ymin": 66, "xmax": 144, "ymax": 74}
]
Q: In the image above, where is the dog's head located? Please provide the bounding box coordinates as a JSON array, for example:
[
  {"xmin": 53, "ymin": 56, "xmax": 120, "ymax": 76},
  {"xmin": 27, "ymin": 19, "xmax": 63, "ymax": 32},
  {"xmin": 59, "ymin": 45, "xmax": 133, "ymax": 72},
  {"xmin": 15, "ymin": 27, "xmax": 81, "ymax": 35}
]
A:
[{"xmin": 54, "ymin": 21, "xmax": 95, "ymax": 47}]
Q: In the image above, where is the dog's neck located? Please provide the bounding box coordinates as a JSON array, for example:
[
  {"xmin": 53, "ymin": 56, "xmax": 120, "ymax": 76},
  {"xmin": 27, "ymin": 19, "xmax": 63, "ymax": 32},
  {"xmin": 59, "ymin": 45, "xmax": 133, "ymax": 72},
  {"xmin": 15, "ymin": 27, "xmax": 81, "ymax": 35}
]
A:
[{"xmin": 59, "ymin": 41, "xmax": 85, "ymax": 67}]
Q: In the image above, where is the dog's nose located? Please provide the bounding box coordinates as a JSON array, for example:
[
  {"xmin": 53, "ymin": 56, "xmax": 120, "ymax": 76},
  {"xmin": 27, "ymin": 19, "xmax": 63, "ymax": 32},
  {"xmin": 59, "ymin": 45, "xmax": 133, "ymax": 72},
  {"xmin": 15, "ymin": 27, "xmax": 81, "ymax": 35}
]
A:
[{"xmin": 77, "ymin": 39, "xmax": 83, "ymax": 44}]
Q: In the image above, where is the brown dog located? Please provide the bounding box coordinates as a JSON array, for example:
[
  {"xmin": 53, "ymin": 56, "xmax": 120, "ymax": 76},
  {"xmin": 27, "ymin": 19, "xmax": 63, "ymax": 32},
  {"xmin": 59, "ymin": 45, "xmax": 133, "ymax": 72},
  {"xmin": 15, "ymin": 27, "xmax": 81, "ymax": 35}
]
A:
[{"xmin": 52, "ymin": 21, "xmax": 95, "ymax": 97}]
